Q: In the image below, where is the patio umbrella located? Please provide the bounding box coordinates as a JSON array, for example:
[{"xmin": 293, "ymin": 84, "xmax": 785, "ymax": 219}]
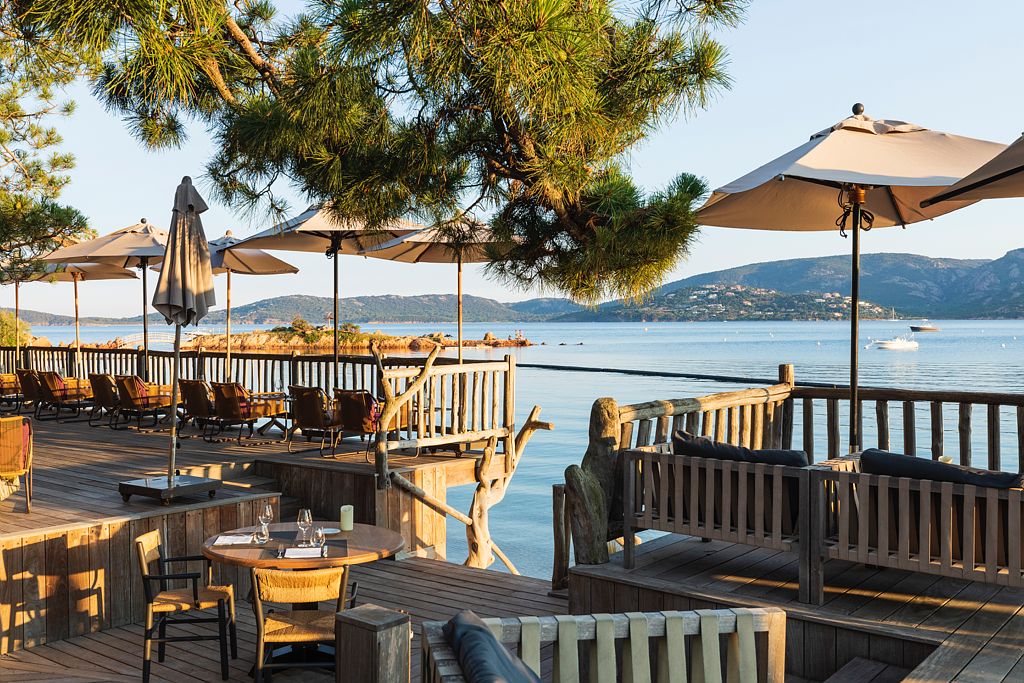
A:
[
  {"xmin": 922, "ymin": 133, "xmax": 1024, "ymax": 206},
  {"xmin": 697, "ymin": 104, "xmax": 1004, "ymax": 452},
  {"xmin": 360, "ymin": 223, "xmax": 509, "ymax": 362},
  {"xmin": 234, "ymin": 204, "xmax": 421, "ymax": 386},
  {"xmin": 152, "ymin": 176, "xmax": 216, "ymax": 493},
  {"xmin": 43, "ymin": 221, "xmax": 168, "ymax": 378},
  {"xmin": 32, "ymin": 263, "xmax": 137, "ymax": 376}
]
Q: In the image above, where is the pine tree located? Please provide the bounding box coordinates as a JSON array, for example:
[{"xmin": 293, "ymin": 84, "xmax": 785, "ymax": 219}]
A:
[{"xmin": 24, "ymin": 0, "xmax": 745, "ymax": 302}]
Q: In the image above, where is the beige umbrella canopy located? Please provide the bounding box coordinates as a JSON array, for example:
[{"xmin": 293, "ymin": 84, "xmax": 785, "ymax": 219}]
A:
[
  {"xmin": 43, "ymin": 221, "xmax": 169, "ymax": 377},
  {"xmin": 697, "ymin": 104, "xmax": 1004, "ymax": 451},
  {"xmin": 208, "ymin": 230, "xmax": 297, "ymax": 375},
  {"xmin": 922, "ymin": 134, "xmax": 1024, "ymax": 206},
  {"xmin": 33, "ymin": 263, "xmax": 137, "ymax": 376},
  {"xmin": 235, "ymin": 204, "xmax": 421, "ymax": 386},
  {"xmin": 152, "ymin": 176, "xmax": 216, "ymax": 494},
  {"xmin": 360, "ymin": 224, "xmax": 510, "ymax": 362}
]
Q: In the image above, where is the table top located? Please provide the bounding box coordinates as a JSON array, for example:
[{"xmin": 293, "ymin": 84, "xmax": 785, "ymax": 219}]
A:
[{"xmin": 201, "ymin": 522, "xmax": 405, "ymax": 570}]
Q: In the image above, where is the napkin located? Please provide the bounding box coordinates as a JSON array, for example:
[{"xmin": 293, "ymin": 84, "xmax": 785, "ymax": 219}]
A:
[
  {"xmin": 213, "ymin": 534, "xmax": 253, "ymax": 546},
  {"xmin": 284, "ymin": 547, "xmax": 324, "ymax": 559}
]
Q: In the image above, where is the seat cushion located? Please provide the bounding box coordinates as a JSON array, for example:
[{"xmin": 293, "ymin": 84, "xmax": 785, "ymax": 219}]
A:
[
  {"xmin": 672, "ymin": 431, "xmax": 809, "ymax": 467},
  {"xmin": 443, "ymin": 610, "xmax": 540, "ymax": 683},
  {"xmin": 262, "ymin": 609, "xmax": 335, "ymax": 643},
  {"xmin": 860, "ymin": 449, "xmax": 1024, "ymax": 489},
  {"xmin": 151, "ymin": 585, "xmax": 233, "ymax": 613}
]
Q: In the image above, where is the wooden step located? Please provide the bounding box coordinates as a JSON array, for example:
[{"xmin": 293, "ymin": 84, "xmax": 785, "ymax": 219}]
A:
[{"xmin": 824, "ymin": 658, "xmax": 911, "ymax": 683}]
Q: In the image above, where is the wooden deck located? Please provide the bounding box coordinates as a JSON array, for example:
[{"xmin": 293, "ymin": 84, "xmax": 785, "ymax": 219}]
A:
[
  {"xmin": 0, "ymin": 556, "xmax": 566, "ymax": 682},
  {"xmin": 571, "ymin": 534, "xmax": 1024, "ymax": 682}
]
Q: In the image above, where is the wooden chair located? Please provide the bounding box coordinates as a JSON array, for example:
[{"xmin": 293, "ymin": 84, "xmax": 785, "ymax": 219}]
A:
[
  {"xmin": 134, "ymin": 529, "xmax": 237, "ymax": 683},
  {"xmin": 251, "ymin": 565, "xmax": 349, "ymax": 683},
  {"xmin": 115, "ymin": 375, "xmax": 173, "ymax": 430},
  {"xmin": 37, "ymin": 371, "xmax": 92, "ymax": 421},
  {"xmin": 88, "ymin": 373, "xmax": 123, "ymax": 428},
  {"xmin": 15, "ymin": 369, "xmax": 41, "ymax": 417},
  {"xmin": 288, "ymin": 385, "xmax": 345, "ymax": 456},
  {"xmin": 179, "ymin": 379, "xmax": 216, "ymax": 438},
  {"xmin": 209, "ymin": 382, "xmax": 288, "ymax": 445},
  {"xmin": 421, "ymin": 607, "xmax": 787, "ymax": 683},
  {"xmin": 0, "ymin": 416, "xmax": 32, "ymax": 512}
]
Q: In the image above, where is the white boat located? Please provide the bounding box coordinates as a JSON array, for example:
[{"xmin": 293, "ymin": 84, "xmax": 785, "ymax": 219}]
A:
[
  {"xmin": 910, "ymin": 322, "xmax": 940, "ymax": 332},
  {"xmin": 869, "ymin": 335, "xmax": 919, "ymax": 351}
]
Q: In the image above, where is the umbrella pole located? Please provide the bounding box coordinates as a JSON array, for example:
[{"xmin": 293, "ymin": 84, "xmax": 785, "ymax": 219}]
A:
[
  {"xmin": 848, "ymin": 187, "xmax": 865, "ymax": 453},
  {"xmin": 13, "ymin": 281, "xmax": 19, "ymax": 371},
  {"xmin": 167, "ymin": 324, "xmax": 182, "ymax": 488},
  {"xmin": 457, "ymin": 255, "xmax": 463, "ymax": 363},
  {"xmin": 333, "ymin": 253, "xmax": 339, "ymax": 390},
  {"xmin": 225, "ymin": 269, "xmax": 232, "ymax": 382},
  {"xmin": 141, "ymin": 257, "xmax": 150, "ymax": 381},
  {"xmin": 73, "ymin": 275, "xmax": 81, "ymax": 378}
]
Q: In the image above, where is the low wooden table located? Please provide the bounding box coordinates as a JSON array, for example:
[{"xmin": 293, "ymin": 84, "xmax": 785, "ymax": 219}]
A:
[{"xmin": 202, "ymin": 522, "xmax": 405, "ymax": 674}]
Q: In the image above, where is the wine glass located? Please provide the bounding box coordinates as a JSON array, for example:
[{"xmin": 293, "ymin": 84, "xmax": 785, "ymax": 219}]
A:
[
  {"xmin": 297, "ymin": 508, "xmax": 313, "ymax": 547},
  {"xmin": 258, "ymin": 502, "xmax": 274, "ymax": 526},
  {"xmin": 254, "ymin": 502, "xmax": 274, "ymax": 545},
  {"xmin": 312, "ymin": 526, "xmax": 326, "ymax": 555}
]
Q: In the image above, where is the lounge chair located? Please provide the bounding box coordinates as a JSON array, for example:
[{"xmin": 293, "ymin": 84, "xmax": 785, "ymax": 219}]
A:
[
  {"xmin": 178, "ymin": 379, "xmax": 216, "ymax": 438},
  {"xmin": 115, "ymin": 375, "xmax": 173, "ymax": 430},
  {"xmin": 288, "ymin": 385, "xmax": 345, "ymax": 456},
  {"xmin": 209, "ymin": 382, "xmax": 288, "ymax": 445},
  {"xmin": 0, "ymin": 373, "xmax": 22, "ymax": 413},
  {"xmin": 14, "ymin": 369, "xmax": 42, "ymax": 417},
  {"xmin": 88, "ymin": 373, "xmax": 124, "ymax": 428},
  {"xmin": 37, "ymin": 371, "xmax": 93, "ymax": 421},
  {"xmin": 334, "ymin": 388, "xmax": 409, "ymax": 440}
]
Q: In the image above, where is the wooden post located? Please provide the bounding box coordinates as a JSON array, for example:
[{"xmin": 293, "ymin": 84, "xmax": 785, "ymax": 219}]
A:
[
  {"xmin": 225, "ymin": 269, "xmax": 232, "ymax": 381},
  {"xmin": 551, "ymin": 483, "xmax": 570, "ymax": 591},
  {"xmin": 335, "ymin": 604, "xmax": 410, "ymax": 683}
]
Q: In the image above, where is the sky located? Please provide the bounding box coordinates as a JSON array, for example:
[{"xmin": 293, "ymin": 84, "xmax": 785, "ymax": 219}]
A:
[{"xmin": 5, "ymin": 0, "xmax": 1024, "ymax": 318}]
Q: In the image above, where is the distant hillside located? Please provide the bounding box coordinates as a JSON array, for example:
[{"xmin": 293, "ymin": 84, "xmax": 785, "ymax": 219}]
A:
[{"xmin": 557, "ymin": 284, "xmax": 892, "ymax": 322}]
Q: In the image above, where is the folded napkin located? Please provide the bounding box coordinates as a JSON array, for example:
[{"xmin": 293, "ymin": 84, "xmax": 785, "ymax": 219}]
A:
[
  {"xmin": 284, "ymin": 547, "xmax": 324, "ymax": 559},
  {"xmin": 213, "ymin": 534, "xmax": 253, "ymax": 546}
]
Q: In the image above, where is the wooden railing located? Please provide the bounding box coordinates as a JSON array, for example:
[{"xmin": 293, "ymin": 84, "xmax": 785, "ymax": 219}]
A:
[{"xmin": 0, "ymin": 345, "xmax": 456, "ymax": 393}]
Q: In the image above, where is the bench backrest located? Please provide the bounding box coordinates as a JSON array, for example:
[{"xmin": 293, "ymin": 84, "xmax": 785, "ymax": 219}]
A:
[
  {"xmin": 422, "ymin": 608, "xmax": 786, "ymax": 683},
  {"xmin": 625, "ymin": 445, "xmax": 806, "ymax": 552},
  {"xmin": 816, "ymin": 457, "xmax": 1024, "ymax": 586}
]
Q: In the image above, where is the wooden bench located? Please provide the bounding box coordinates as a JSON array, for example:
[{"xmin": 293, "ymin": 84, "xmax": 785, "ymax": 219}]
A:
[
  {"xmin": 623, "ymin": 444, "xmax": 820, "ymax": 602},
  {"xmin": 421, "ymin": 607, "xmax": 786, "ymax": 683},
  {"xmin": 808, "ymin": 454, "xmax": 1024, "ymax": 604}
]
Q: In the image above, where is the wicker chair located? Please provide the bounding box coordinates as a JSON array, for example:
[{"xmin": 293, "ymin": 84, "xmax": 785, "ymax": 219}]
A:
[
  {"xmin": 209, "ymin": 382, "xmax": 288, "ymax": 445},
  {"xmin": 288, "ymin": 385, "xmax": 345, "ymax": 456},
  {"xmin": 115, "ymin": 375, "xmax": 173, "ymax": 430},
  {"xmin": 37, "ymin": 371, "xmax": 92, "ymax": 422},
  {"xmin": 134, "ymin": 529, "xmax": 237, "ymax": 683},
  {"xmin": 179, "ymin": 379, "xmax": 217, "ymax": 438},
  {"xmin": 250, "ymin": 565, "xmax": 349, "ymax": 683},
  {"xmin": 0, "ymin": 416, "xmax": 32, "ymax": 512},
  {"xmin": 88, "ymin": 373, "xmax": 123, "ymax": 428},
  {"xmin": 15, "ymin": 369, "xmax": 41, "ymax": 417},
  {"xmin": 0, "ymin": 373, "xmax": 22, "ymax": 413}
]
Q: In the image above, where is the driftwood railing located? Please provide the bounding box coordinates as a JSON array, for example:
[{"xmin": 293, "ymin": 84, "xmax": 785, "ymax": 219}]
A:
[{"xmin": 553, "ymin": 363, "xmax": 1024, "ymax": 590}]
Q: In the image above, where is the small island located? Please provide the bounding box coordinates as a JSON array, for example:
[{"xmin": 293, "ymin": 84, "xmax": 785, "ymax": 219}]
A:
[{"xmin": 181, "ymin": 317, "xmax": 532, "ymax": 353}]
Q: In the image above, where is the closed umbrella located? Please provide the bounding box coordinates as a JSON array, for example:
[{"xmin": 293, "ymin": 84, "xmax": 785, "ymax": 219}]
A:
[
  {"xmin": 43, "ymin": 221, "xmax": 168, "ymax": 378},
  {"xmin": 32, "ymin": 263, "xmax": 137, "ymax": 376},
  {"xmin": 360, "ymin": 223, "xmax": 510, "ymax": 362},
  {"xmin": 922, "ymin": 134, "xmax": 1024, "ymax": 206},
  {"xmin": 234, "ymin": 205, "xmax": 421, "ymax": 386},
  {"xmin": 124, "ymin": 176, "xmax": 217, "ymax": 503},
  {"xmin": 697, "ymin": 104, "xmax": 1004, "ymax": 452}
]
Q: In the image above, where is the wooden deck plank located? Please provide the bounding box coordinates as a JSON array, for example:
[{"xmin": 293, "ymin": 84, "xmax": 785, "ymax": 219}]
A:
[{"xmin": 0, "ymin": 557, "xmax": 564, "ymax": 682}]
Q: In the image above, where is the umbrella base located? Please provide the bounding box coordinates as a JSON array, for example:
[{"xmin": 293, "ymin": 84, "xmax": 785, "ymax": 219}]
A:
[{"xmin": 118, "ymin": 475, "xmax": 222, "ymax": 506}]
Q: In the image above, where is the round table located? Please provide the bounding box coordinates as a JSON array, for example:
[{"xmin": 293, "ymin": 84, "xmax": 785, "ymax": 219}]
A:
[{"xmin": 203, "ymin": 522, "xmax": 404, "ymax": 674}]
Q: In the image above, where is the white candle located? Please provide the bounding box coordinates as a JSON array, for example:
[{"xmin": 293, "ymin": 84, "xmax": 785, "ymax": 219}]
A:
[{"xmin": 339, "ymin": 505, "xmax": 354, "ymax": 531}]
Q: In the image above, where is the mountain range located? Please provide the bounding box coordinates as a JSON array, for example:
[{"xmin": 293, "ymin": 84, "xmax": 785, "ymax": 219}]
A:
[{"xmin": 8, "ymin": 249, "xmax": 1024, "ymax": 324}]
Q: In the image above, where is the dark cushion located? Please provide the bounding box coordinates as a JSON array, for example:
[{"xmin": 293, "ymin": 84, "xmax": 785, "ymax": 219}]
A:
[
  {"xmin": 860, "ymin": 449, "xmax": 1024, "ymax": 489},
  {"xmin": 442, "ymin": 610, "xmax": 540, "ymax": 683},
  {"xmin": 671, "ymin": 431, "xmax": 809, "ymax": 467}
]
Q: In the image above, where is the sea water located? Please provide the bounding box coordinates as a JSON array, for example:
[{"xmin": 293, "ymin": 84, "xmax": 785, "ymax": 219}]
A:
[{"xmin": 28, "ymin": 319, "xmax": 1024, "ymax": 577}]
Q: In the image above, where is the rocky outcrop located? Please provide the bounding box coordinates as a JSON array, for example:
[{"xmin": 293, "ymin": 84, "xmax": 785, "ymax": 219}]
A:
[{"xmin": 182, "ymin": 330, "xmax": 532, "ymax": 352}]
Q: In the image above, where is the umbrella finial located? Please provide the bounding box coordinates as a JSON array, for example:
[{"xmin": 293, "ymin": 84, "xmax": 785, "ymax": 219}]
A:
[
  {"xmin": 852, "ymin": 103, "xmax": 865, "ymax": 116},
  {"xmin": 225, "ymin": 229, "xmax": 233, "ymax": 237},
  {"xmin": 141, "ymin": 217, "xmax": 147, "ymax": 224}
]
